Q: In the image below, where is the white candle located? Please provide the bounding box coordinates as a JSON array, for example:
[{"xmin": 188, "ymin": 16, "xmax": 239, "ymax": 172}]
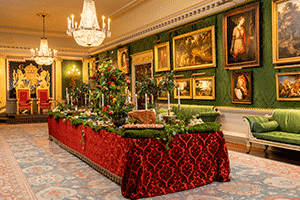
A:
[
  {"xmin": 85, "ymin": 94, "xmax": 87, "ymax": 105},
  {"xmin": 71, "ymin": 96, "xmax": 73, "ymax": 106},
  {"xmin": 102, "ymin": 16, "xmax": 105, "ymax": 29},
  {"xmin": 135, "ymin": 94, "xmax": 138, "ymax": 110},
  {"xmin": 167, "ymin": 93, "xmax": 170, "ymax": 111},
  {"xmin": 178, "ymin": 88, "xmax": 180, "ymax": 106},
  {"xmin": 67, "ymin": 17, "xmax": 71, "ymax": 30},
  {"xmin": 66, "ymin": 94, "xmax": 69, "ymax": 105},
  {"xmin": 102, "ymin": 94, "xmax": 104, "ymax": 107},
  {"xmin": 145, "ymin": 93, "xmax": 148, "ymax": 110},
  {"xmin": 71, "ymin": 15, "xmax": 74, "ymax": 29},
  {"xmin": 66, "ymin": 88, "xmax": 69, "ymax": 104},
  {"xmin": 108, "ymin": 18, "xmax": 111, "ymax": 31}
]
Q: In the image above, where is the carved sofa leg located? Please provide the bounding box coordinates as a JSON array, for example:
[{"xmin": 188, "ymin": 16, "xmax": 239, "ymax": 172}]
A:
[
  {"xmin": 263, "ymin": 145, "xmax": 269, "ymax": 152},
  {"xmin": 246, "ymin": 142, "xmax": 252, "ymax": 154}
]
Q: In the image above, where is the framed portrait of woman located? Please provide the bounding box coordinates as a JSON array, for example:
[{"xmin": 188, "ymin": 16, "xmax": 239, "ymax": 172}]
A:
[
  {"xmin": 193, "ymin": 76, "xmax": 215, "ymax": 100},
  {"xmin": 118, "ymin": 47, "xmax": 129, "ymax": 74},
  {"xmin": 172, "ymin": 26, "xmax": 216, "ymax": 71},
  {"xmin": 174, "ymin": 78, "xmax": 192, "ymax": 99},
  {"xmin": 223, "ymin": 2, "xmax": 260, "ymax": 70},
  {"xmin": 231, "ymin": 71, "xmax": 252, "ymax": 104},
  {"xmin": 276, "ymin": 71, "xmax": 300, "ymax": 101},
  {"xmin": 273, "ymin": 0, "xmax": 300, "ymax": 65},
  {"xmin": 154, "ymin": 42, "xmax": 170, "ymax": 72}
]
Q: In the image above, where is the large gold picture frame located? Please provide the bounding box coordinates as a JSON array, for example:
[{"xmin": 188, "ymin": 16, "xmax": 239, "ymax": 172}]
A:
[
  {"xmin": 272, "ymin": 0, "xmax": 300, "ymax": 65},
  {"xmin": 118, "ymin": 47, "xmax": 129, "ymax": 74},
  {"xmin": 223, "ymin": 2, "xmax": 260, "ymax": 70},
  {"xmin": 154, "ymin": 42, "xmax": 170, "ymax": 72},
  {"xmin": 172, "ymin": 26, "xmax": 216, "ymax": 71},
  {"xmin": 174, "ymin": 78, "xmax": 192, "ymax": 99},
  {"xmin": 193, "ymin": 76, "xmax": 215, "ymax": 100},
  {"xmin": 276, "ymin": 71, "xmax": 300, "ymax": 101}
]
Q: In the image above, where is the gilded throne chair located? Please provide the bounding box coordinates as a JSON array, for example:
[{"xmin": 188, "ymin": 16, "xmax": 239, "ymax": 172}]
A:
[
  {"xmin": 37, "ymin": 87, "xmax": 53, "ymax": 114},
  {"xmin": 16, "ymin": 87, "xmax": 33, "ymax": 115}
]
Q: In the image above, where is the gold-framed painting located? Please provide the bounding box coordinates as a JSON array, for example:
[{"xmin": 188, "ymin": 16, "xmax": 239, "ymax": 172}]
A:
[
  {"xmin": 174, "ymin": 78, "xmax": 192, "ymax": 99},
  {"xmin": 193, "ymin": 76, "xmax": 215, "ymax": 100},
  {"xmin": 276, "ymin": 71, "xmax": 300, "ymax": 101},
  {"xmin": 223, "ymin": 2, "xmax": 260, "ymax": 70},
  {"xmin": 231, "ymin": 71, "xmax": 252, "ymax": 104},
  {"xmin": 118, "ymin": 47, "xmax": 129, "ymax": 74},
  {"xmin": 156, "ymin": 76, "xmax": 168, "ymax": 100},
  {"xmin": 172, "ymin": 26, "xmax": 216, "ymax": 71},
  {"xmin": 272, "ymin": 0, "xmax": 300, "ymax": 65},
  {"xmin": 154, "ymin": 42, "xmax": 170, "ymax": 72}
]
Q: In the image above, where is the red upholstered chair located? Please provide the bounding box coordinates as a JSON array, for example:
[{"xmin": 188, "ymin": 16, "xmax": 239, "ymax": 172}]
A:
[
  {"xmin": 16, "ymin": 87, "xmax": 33, "ymax": 115},
  {"xmin": 37, "ymin": 87, "xmax": 52, "ymax": 114}
]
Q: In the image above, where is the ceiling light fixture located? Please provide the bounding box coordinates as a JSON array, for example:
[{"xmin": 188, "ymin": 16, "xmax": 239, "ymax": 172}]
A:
[
  {"xmin": 31, "ymin": 13, "xmax": 57, "ymax": 66},
  {"xmin": 66, "ymin": 0, "xmax": 111, "ymax": 47}
]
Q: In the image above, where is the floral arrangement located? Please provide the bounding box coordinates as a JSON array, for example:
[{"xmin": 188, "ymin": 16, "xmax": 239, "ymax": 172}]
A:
[{"xmin": 90, "ymin": 60, "xmax": 134, "ymax": 124}]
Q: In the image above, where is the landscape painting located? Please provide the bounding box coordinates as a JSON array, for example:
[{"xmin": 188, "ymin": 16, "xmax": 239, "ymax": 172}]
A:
[
  {"xmin": 273, "ymin": 0, "xmax": 300, "ymax": 64},
  {"xmin": 276, "ymin": 71, "xmax": 300, "ymax": 101},
  {"xmin": 173, "ymin": 26, "xmax": 216, "ymax": 71}
]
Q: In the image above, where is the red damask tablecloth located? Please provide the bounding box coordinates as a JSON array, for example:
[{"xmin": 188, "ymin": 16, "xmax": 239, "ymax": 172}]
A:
[{"xmin": 48, "ymin": 116, "xmax": 230, "ymax": 199}]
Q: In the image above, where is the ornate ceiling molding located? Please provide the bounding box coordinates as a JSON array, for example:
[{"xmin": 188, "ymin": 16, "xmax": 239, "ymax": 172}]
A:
[
  {"xmin": 0, "ymin": 45, "xmax": 89, "ymax": 59},
  {"xmin": 90, "ymin": 0, "xmax": 249, "ymax": 55}
]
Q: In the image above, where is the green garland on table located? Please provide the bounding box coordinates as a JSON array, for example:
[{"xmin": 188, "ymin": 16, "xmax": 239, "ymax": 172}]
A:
[
  {"xmin": 187, "ymin": 122, "xmax": 221, "ymax": 133},
  {"xmin": 48, "ymin": 112, "xmax": 221, "ymax": 151}
]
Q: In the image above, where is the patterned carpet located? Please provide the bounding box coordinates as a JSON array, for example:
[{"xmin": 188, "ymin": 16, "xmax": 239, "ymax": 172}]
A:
[{"xmin": 0, "ymin": 123, "xmax": 300, "ymax": 200}]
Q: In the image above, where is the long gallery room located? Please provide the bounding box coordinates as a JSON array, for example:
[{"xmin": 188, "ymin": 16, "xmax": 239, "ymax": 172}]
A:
[{"xmin": 0, "ymin": 0, "xmax": 300, "ymax": 199}]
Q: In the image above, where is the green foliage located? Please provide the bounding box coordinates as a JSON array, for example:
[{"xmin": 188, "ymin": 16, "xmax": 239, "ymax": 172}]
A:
[
  {"xmin": 90, "ymin": 60, "xmax": 134, "ymax": 119},
  {"xmin": 171, "ymin": 106, "xmax": 194, "ymax": 124},
  {"xmin": 55, "ymin": 100, "xmax": 71, "ymax": 111},
  {"xmin": 69, "ymin": 117, "xmax": 84, "ymax": 127},
  {"xmin": 187, "ymin": 122, "xmax": 221, "ymax": 133},
  {"xmin": 136, "ymin": 70, "xmax": 176, "ymax": 108}
]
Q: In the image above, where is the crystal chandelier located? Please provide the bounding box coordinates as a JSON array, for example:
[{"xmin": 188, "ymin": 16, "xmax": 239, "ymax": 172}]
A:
[
  {"xmin": 66, "ymin": 0, "xmax": 111, "ymax": 47},
  {"xmin": 31, "ymin": 13, "xmax": 57, "ymax": 66}
]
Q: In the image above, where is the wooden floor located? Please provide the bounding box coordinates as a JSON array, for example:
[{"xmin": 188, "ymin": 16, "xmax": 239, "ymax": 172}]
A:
[{"xmin": 226, "ymin": 142, "xmax": 300, "ymax": 166}]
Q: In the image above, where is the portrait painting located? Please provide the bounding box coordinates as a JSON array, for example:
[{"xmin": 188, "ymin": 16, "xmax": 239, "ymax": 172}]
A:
[
  {"xmin": 276, "ymin": 71, "xmax": 300, "ymax": 101},
  {"xmin": 273, "ymin": 0, "xmax": 300, "ymax": 64},
  {"xmin": 7, "ymin": 60, "xmax": 53, "ymax": 99},
  {"xmin": 156, "ymin": 76, "xmax": 168, "ymax": 100},
  {"xmin": 172, "ymin": 26, "xmax": 216, "ymax": 71},
  {"xmin": 174, "ymin": 78, "xmax": 192, "ymax": 99},
  {"xmin": 223, "ymin": 2, "xmax": 260, "ymax": 69},
  {"xmin": 193, "ymin": 76, "xmax": 215, "ymax": 100},
  {"xmin": 154, "ymin": 42, "xmax": 170, "ymax": 72},
  {"xmin": 231, "ymin": 71, "xmax": 252, "ymax": 104},
  {"xmin": 118, "ymin": 47, "xmax": 129, "ymax": 74}
]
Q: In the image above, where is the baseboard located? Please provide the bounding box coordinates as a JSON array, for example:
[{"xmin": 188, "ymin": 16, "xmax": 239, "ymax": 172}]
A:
[{"xmin": 222, "ymin": 130, "xmax": 268, "ymax": 149}]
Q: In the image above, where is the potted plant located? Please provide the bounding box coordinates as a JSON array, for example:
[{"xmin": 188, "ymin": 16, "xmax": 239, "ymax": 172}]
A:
[
  {"xmin": 90, "ymin": 60, "xmax": 134, "ymax": 126},
  {"xmin": 136, "ymin": 70, "xmax": 176, "ymax": 110}
]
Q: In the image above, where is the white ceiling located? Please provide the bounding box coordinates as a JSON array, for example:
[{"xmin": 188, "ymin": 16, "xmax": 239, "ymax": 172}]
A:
[{"xmin": 0, "ymin": 0, "xmax": 138, "ymax": 34}]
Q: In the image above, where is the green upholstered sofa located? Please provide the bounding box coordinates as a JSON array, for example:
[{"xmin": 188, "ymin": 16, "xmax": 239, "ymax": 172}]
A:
[
  {"xmin": 243, "ymin": 109, "xmax": 300, "ymax": 153},
  {"xmin": 171, "ymin": 104, "xmax": 220, "ymax": 122}
]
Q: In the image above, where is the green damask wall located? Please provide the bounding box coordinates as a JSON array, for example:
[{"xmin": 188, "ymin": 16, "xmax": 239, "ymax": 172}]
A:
[
  {"xmin": 61, "ymin": 60, "xmax": 83, "ymax": 100},
  {"xmin": 95, "ymin": 0, "xmax": 300, "ymax": 109}
]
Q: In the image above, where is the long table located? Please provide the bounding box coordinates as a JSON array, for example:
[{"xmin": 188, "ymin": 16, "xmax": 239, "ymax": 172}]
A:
[{"xmin": 48, "ymin": 116, "xmax": 230, "ymax": 199}]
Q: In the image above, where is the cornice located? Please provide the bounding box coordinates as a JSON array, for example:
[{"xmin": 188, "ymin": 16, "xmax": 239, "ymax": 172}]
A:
[
  {"xmin": 89, "ymin": 0, "xmax": 250, "ymax": 55},
  {"xmin": 0, "ymin": 25, "xmax": 67, "ymax": 38},
  {"xmin": 0, "ymin": 45, "xmax": 90, "ymax": 59}
]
